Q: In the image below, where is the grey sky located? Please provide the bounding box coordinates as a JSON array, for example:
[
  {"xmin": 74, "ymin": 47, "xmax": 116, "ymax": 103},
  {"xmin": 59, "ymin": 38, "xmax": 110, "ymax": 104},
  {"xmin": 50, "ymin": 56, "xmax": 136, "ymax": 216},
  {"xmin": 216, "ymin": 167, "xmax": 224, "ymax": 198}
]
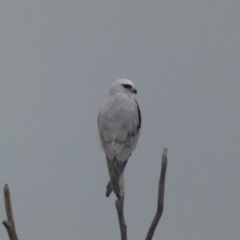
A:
[{"xmin": 0, "ymin": 1, "xmax": 239, "ymax": 239}]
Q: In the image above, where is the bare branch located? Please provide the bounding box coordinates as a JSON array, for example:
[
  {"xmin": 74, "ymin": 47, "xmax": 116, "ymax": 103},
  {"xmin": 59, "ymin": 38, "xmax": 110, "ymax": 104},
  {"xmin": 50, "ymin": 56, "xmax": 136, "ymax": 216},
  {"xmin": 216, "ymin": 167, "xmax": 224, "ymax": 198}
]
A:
[
  {"xmin": 115, "ymin": 195, "xmax": 127, "ymax": 240},
  {"xmin": 2, "ymin": 184, "xmax": 19, "ymax": 240},
  {"xmin": 145, "ymin": 148, "xmax": 168, "ymax": 240}
]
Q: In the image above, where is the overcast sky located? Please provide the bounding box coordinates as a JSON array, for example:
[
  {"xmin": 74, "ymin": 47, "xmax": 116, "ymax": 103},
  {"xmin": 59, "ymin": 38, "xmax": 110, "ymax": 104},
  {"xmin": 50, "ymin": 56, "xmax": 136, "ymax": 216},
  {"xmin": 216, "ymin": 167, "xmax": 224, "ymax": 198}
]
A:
[{"xmin": 0, "ymin": 1, "xmax": 240, "ymax": 239}]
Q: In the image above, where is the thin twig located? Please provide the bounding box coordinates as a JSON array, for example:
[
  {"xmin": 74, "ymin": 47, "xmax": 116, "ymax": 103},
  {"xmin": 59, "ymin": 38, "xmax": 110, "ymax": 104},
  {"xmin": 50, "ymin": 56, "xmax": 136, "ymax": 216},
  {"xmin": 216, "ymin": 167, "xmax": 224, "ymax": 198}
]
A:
[
  {"xmin": 2, "ymin": 184, "xmax": 19, "ymax": 240},
  {"xmin": 145, "ymin": 148, "xmax": 168, "ymax": 240},
  {"xmin": 115, "ymin": 194, "xmax": 127, "ymax": 240}
]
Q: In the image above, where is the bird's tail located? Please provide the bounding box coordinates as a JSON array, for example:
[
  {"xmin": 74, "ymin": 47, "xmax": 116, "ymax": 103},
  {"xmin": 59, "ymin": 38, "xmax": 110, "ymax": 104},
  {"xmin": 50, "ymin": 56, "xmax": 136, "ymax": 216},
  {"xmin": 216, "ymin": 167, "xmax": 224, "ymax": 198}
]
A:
[
  {"xmin": 106, "ymin": 157, "xmax": 128, "ymax": 198},
  {"xmin": 106, "ymin": 180, "xmax": 113, "ymax": 197}
]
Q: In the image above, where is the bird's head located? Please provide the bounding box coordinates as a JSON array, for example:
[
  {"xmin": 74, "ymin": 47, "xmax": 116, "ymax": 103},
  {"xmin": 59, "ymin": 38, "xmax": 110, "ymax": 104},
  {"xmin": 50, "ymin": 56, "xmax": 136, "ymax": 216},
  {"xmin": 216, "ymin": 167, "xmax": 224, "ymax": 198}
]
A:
[{"xmin": 109, "ymin": 79, "xmax": 137, "ymax": 98}]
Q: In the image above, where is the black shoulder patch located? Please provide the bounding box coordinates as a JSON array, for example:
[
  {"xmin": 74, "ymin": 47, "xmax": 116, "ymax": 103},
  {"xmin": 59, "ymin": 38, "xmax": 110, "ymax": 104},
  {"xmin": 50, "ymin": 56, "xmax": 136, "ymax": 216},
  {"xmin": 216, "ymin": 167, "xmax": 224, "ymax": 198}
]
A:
[{"xmin": 134, "ymin": 99, "xmax": 141, "ymax": 132}]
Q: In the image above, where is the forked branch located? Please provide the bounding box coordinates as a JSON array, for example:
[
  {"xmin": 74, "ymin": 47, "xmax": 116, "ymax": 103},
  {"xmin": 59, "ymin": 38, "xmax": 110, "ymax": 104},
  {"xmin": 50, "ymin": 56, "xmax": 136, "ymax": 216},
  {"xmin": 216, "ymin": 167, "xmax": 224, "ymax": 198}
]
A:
[
  {"xmin": 1, "ymin": 149, "xmax": 168, "ymax": 240},
  {"xmin": 114, "ymin": 148, "xmax": 168, "ymax": 240},
  {"xmin": 2, "ymin": 184, "xmax": 19, "ymax": 240}
]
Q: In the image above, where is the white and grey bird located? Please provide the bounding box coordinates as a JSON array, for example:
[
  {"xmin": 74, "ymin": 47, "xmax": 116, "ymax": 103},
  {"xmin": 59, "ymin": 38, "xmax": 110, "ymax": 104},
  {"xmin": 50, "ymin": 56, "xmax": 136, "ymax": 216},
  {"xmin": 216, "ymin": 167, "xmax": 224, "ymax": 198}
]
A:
[{"xmin": 98, "ymin": 79, "xmax": 141, "ymax": 199}]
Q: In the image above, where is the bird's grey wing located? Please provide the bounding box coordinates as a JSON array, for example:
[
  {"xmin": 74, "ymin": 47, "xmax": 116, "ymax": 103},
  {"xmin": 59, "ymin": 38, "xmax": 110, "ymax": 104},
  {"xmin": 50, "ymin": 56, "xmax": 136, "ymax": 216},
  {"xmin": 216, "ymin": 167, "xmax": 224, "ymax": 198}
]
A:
[
  {"xmin": 98, "ymin": 96, "xmax": 141, "ymax": 197},
  {"xmin": 105, "ymin": 98, "xmax": 141, "ymax": 197},
  {"xmin": 114, "ymin": 98, "xmax": 141, "ymax": 161}
]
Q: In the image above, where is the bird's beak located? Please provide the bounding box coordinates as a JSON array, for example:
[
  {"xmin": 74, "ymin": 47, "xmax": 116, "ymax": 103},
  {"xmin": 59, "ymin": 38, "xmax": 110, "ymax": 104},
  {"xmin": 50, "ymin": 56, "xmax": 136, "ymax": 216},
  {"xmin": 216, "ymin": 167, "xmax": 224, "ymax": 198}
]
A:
[{"xmin": 132, "ymin": 88, "xmax": 137, "ymax": 94}]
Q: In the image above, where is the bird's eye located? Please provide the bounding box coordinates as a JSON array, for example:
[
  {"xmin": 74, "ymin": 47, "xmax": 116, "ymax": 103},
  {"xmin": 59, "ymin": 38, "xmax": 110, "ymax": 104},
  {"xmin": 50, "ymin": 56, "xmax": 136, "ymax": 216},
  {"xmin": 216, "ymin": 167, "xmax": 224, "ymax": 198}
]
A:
[{"xmin": 122, "ymin": 84, "xmax": 132, "ymax": 89}]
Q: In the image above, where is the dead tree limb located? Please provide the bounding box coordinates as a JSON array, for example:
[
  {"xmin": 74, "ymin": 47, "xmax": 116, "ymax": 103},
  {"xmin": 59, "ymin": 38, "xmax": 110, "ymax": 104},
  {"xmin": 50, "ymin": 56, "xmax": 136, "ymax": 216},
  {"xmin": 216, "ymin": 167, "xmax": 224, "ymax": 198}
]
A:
[
  {"xmin": 145, "ymin": 148, "xmax": 168, "ymax": 240},
  {"xmin": 115, "ymin": 195, "xmax": 127, "ymax": 240},
  {"xmin": 2, "ymin": 149, "xmax": 167, "ymax": 240},
  {"xmin": 2, "ymin": 184, "xmax": 19, "ymax": 240},
  {"xmin": 114, "ymin": 148, "xmax": 168, "ymax": 240}
]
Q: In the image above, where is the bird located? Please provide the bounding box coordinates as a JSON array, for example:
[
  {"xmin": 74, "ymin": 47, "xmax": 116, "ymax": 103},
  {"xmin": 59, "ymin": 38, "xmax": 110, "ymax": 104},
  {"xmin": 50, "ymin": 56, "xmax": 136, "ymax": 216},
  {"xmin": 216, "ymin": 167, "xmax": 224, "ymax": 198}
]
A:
[{"xmin": 98, "ymin": 79, "xmax": 141, "ymax": 199}]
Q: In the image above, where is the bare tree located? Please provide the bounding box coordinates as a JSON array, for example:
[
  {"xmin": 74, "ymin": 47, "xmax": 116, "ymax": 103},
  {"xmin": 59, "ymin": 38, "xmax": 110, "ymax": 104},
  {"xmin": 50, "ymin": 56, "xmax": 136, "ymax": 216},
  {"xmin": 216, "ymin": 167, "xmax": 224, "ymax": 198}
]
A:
[
  {"xmin": 2, "ymin": 184, "xmax": 19, "ymax": 240},
  {"xmin": 2, "ymin": 148, "xmax": 168, "ymax": 240},
  {"xmin": 115, "ymin": 148, "xmax": 168, "ymax": 240},
  {"xmin": 145, "ymin": 148, "xmax": 168, "ymax": 240}
]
